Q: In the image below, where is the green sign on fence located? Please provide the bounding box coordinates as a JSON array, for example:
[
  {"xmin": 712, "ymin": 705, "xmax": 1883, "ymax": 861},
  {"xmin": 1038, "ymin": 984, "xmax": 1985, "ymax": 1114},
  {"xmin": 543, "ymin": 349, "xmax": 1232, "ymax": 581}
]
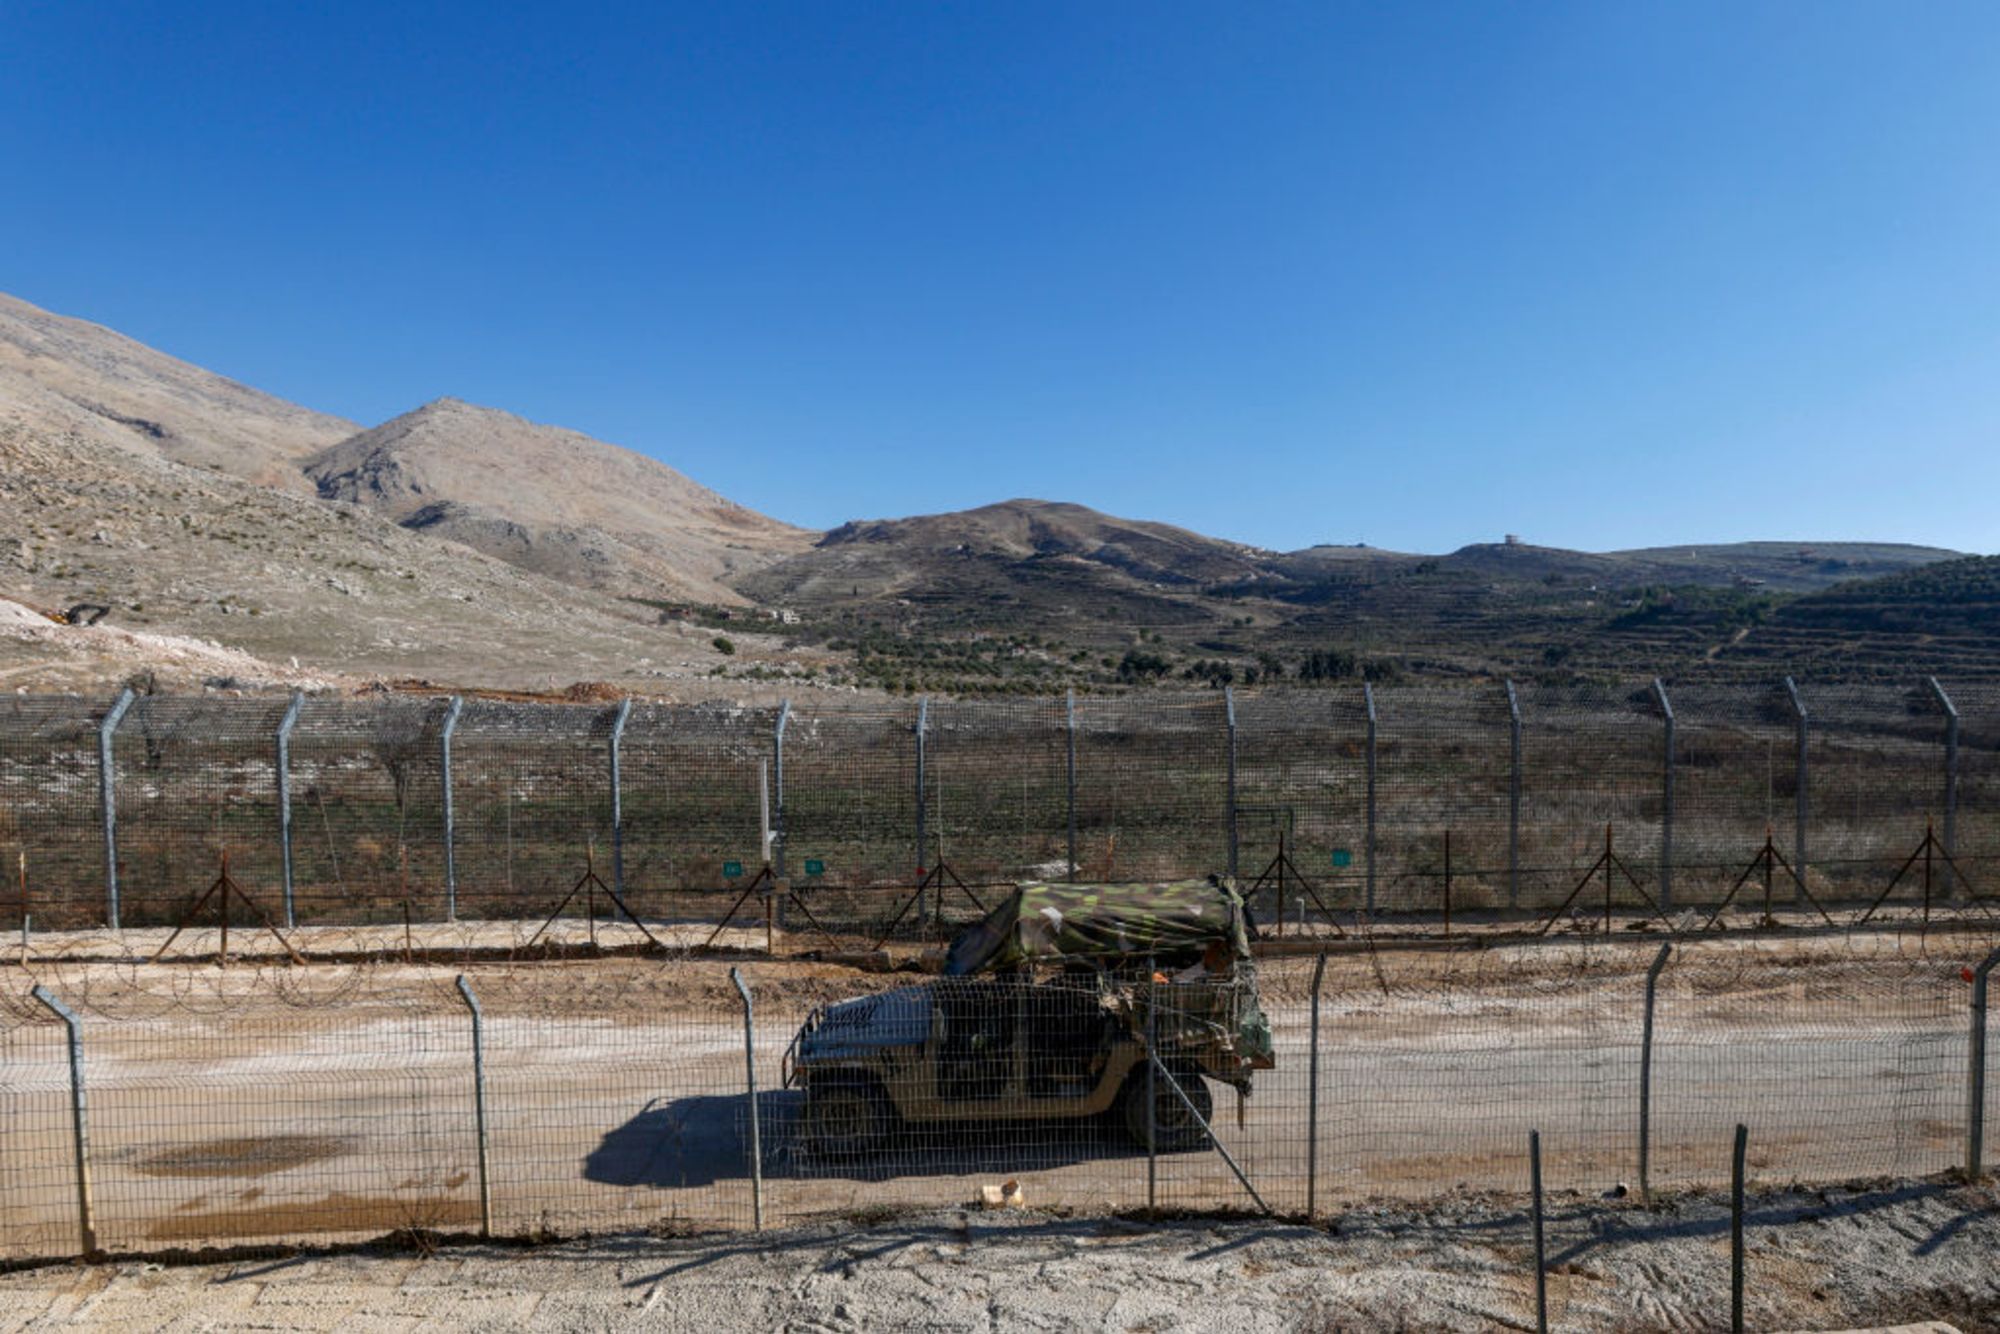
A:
[
  {"xmin": 804, "ymin": 859, "xmax": 825, "ymax": 877},
  {"xmin": 722, "ymin": 861, "xmax": 744, "ymax": 879},
  {"xmin": 1331, "ymin": 849, "xmax": 1353, "ymax": 868}
]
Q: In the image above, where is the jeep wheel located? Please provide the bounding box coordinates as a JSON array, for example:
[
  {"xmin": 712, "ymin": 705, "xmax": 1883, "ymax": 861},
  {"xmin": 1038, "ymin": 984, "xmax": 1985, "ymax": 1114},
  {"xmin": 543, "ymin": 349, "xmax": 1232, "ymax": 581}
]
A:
[
  {"xmin": 801, "ymin": 1079, "xmax": 893, "ymax": 1160},
  {"xmin": 1119, "ymin": 1064, "xmax": 1213, "ymax": 1151}
]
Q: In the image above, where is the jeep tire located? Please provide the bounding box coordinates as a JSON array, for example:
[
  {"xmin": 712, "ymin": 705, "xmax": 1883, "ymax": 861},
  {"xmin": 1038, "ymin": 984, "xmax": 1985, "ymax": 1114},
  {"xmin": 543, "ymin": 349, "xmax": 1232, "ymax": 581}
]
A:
[
  {"xmin": 801, "ymin": 1078, "xmax": 894, "ymax": 1160},
  {"xmin": 1118, "ymin": 1063, "xmax": 1213, "ymax": 1151}
]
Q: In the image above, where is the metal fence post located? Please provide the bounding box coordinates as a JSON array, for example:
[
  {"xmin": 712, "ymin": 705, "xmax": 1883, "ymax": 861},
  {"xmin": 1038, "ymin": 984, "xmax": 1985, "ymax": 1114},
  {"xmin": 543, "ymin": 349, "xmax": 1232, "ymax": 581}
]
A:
[
  {"xmin": 455, "ymin": 975, "xmax": 492, "ymax": 1237},
  {"xmin": 1506, "ymin": 680, "xmax": 1522, "ymax": 909},
  {"xmin": 276, "ymin": 690, "xmax": 304, "ymax": 929},
  {"xmin": 1363, "ymin": 683, "xmax": 1378, "ymax": 915},
  {"xmin": 1654, "ymin": 680, "xmax": 1675, "ymax": 913},
  {"xmin": 1529, "ymin": 1128, "xmax": 1547, "ymax": 1334},
  {"xmin": 1785, "ymin": 678, "xmax": 1807, "ymax": 901},
  {"xmin": 609, "ymin": 698, "xmax": 633, "ymax": 900},
  {"xmin": 1224, "ymin": 686, "xmax": 1239, "ymax": 881},
  {"xmin": 30, "ymin": 985, "xmax": 96, "ymax": 1255},
  {"xmin": 1966, "ymin": 946, "xmax": 2000, "ymax": 1179},
  {"xmin": 1932, "ymin": 677, "xmax": 1960, "ymax": 899},
  {"xmin": 773, "ymin": 700, "xmax": 790, "ymax": 879},
  {"xmin": 1307, "ymin": 952, "xmax": 1327, "ymax": 1221},
  {"xmin": 1731, "ymin": 1123, "xmax": 1748, "ymax": 1334},
  {"xmin": 730, "ymin": 966, "xmax": 764, "ymax": 1230},
  {"xmin": 1065, "ymin": 690, "xmax": 1079, "ymax": 882},
  {"xmin": 1146, "ymin": 960, "xmax": 1158, "ymax": 1217},
  {"xmin": 440, "ymin": 695, "xmax": 463, "ymax": 921},
  {"xmin": 1639, "ymin": 941, "xmax": 1672, "ymax": 1201},
  {"xmin": 914, "ymin": 697, "xmax": 929, "ymax": 876},
  {"xmin": 97, "ymin": 687, "xmax": 135, "ymax": 930}
]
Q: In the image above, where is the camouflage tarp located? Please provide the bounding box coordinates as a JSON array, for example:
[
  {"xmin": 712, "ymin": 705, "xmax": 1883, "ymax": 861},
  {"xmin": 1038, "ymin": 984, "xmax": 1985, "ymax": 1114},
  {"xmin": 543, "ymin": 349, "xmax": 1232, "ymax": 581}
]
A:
[{"xmin": 944, "ymin": 879, "xmax": 1253, "ymax": 975}]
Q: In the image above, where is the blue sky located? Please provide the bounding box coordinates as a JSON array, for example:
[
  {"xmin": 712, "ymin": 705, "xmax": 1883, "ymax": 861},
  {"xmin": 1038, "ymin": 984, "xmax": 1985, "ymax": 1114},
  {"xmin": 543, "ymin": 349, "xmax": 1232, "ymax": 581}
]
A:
[{"xmin": 3, "ymin": 2, "xmax": 1996, "ymax": 554}]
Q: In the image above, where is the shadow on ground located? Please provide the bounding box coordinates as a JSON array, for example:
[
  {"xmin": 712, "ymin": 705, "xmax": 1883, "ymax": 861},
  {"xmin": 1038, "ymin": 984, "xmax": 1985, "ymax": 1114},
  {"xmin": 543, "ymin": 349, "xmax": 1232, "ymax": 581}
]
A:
[{"xmin": 585, "ymin": 1089, "xmax": 1192, "ymax": 1189}]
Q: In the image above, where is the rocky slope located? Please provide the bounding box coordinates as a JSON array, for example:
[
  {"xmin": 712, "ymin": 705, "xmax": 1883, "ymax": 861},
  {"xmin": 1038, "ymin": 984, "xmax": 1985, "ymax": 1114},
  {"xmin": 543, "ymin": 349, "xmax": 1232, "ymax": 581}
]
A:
[
  {"xmin": 305, "ymin": 398, "xmax": 813, "ymax": 604},
  {"xmin": 735, "ymin": 496, "xmax": 1277, "ymax": 621},
  {"xmin": 0, "ymin": 291, "xmax": 829, "ymax": 694},
  {"xmin": 0, "ymin": 290, "xmax": 355, "ymax": 492},
  {"xmin": 0, "ymin": 411, "xmax": 799, "ymax": 694}
]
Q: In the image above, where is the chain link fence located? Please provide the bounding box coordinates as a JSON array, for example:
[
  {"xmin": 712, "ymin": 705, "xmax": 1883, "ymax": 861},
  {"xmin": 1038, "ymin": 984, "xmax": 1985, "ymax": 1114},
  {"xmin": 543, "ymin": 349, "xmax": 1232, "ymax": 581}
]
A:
[
  {"xmin": 4, "ymin": 933, "xmax": 1999, "ymax": 1263},
  {"xmin": 7, "ymin": 679, "xmax": 1994, "ymax": 938}
]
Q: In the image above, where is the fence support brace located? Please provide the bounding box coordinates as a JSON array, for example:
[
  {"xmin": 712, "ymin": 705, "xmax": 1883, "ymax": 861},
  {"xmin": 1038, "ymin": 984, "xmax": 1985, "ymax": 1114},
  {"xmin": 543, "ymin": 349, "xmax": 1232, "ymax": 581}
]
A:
[
  {"xmin": 1146, "ymin": 1051, "xmax": 1269, "ymax": 1215},
  {"xmin": 609, "ymin": 698, "xmax": 632, "ymax": 899},
  {"xmin": 1654, "ymin": 679, "xmax": 1675, "ymax": 912},
  {"xmin": 1065, "ymin": 691, "xmax": 1079, "ymax": 882},
  {"xmin": 276, "ymin": 690, "xmax": 304, "ymax": 929},
  {"xmin": 1785, "ymin": 677, "xmax": 1808, "ymax": 901},
  {"xmin": 1638, "ymin": 941, "xmax": 1672, "ymax": 1201},
  {"xmin": 1224, "ymin": 687, "xmax": 1239, "ymax": 881},
  {"xmin": 1966, "ymin": 946, "xmax": 2000, "ymax": 1180},
  {"xmin": 730, "ymin": 967, "xmax": 763, "ymax": 1229},
  {"xmin": 440, "ymin": 696, "xmax": 463, "ymax": 921},
  {"xmin": 31, "ymin": 985, "xmax": 96, "ymax": 1255},
  {"xmin": 1932, "ymin": 677, "xmax": 1960, "ymax": 900},
  {"xmin": 455, "ymin": 975, "xmax": 492, "ymax": 1237},
  {"xmin": 1306, "ymin": 953, "xmax": 1327, "ymax": 1220},
  {"xmin": 1364, "ymin": 683, "xmax": 1378, "ymax": 916},
  {"xmin": 97, "ymin": 687, "xmax": 135, "ymax": 931},
  {"xmin": 1506, "ymin": 681, "xmax": 1522, "ymax": 909}
]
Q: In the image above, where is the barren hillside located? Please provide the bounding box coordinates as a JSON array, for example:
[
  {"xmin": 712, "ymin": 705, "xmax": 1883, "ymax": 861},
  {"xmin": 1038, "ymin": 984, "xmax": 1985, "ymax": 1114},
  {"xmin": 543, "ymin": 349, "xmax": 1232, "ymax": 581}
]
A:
[
  {"xmin": 737, "ymin": 497, "xmax": 1273, "ymax": 612},
  {"xmin": 306, "ymin": 398, "xmax": 813, "ymax": 604},
  {"xmin": 0, "ymin": 416, "xmax": 803, "ymax": 694},
  {"xmin": 0, "ymin": 291, "xmax": 355, "ymax": 492}
]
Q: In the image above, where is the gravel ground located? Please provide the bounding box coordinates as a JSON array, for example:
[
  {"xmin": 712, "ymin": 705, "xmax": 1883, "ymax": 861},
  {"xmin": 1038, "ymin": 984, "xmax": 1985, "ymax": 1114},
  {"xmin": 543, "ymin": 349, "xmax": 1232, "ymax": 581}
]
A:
[{"xmin": 2, "ymin": 1181, "xmax": 1996, "ymax": 1332}]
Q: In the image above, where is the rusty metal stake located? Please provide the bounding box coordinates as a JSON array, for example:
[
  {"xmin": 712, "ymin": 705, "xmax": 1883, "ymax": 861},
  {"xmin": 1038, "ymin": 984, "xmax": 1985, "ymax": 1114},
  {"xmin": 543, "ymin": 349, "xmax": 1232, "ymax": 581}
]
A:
[
  {"xmin": 1731, "ymin": 1123, "xmax": 1748, "ymax": 1333},
  {"xmin": 1442, "ymin": 829, "xmax": 1452, "ymax": 938},
  {"xmin": 1530, "ymin": 1128, "xmax": 1547, "ymax": 1334}
]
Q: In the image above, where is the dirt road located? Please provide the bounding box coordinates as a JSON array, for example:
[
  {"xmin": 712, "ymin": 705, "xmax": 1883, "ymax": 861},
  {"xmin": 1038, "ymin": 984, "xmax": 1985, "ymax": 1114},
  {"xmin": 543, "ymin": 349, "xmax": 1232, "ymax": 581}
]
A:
[{"xmin": 1, "ymin": 933, "xmax": 1985, "ymax": 1258}]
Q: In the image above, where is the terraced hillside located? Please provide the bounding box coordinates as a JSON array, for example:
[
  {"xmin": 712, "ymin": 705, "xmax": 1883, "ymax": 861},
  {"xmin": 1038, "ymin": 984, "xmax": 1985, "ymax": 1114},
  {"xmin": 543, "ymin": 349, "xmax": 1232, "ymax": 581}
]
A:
[{"xmin": 1709, "ymin": 555, "xmax": 2000, "ymax": 680}]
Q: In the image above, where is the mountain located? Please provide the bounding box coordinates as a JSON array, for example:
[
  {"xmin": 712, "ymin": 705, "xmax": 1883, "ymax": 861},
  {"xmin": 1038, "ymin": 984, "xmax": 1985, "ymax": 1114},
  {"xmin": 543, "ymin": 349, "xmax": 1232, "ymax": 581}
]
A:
[
  {"xmin": 0, "ymin": 407, "xmax": 814, "ymax": 693},
  {"xmin": 0, "ymin": 291, "xmax": 355, "ymax": 491},
  {"xmin": 735, "ymin": 498, "xmax": 1277, "ymax": 630},
  {"xmin": 1429, "ymin": 540, "xmax": 1960, "ymax": 593},
  {"xmin": 305, "ymin": 398, "xmax": 812, "ymax": 604},
  {"xmin": 745, "ymin": 499, "xmax": 1957, "ymax": 627},
  {"xmin": 0, "ymin": 293, "xmax": 818, "ymax": 695},
  {"xmin": 741, "ymin": 500, "xmax": 1977, "ymax": 689},
  {"xmin": 1, "ymin": 288, "xmax": 1985, "ymax": 694}
]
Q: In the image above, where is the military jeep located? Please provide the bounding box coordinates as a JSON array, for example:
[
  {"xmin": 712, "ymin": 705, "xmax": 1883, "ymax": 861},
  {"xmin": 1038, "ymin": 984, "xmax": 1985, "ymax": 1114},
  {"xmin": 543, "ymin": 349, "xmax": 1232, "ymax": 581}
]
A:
[{"xmin": 781, "ymin": 879, "xmax": 1275, "ymax": 1158}]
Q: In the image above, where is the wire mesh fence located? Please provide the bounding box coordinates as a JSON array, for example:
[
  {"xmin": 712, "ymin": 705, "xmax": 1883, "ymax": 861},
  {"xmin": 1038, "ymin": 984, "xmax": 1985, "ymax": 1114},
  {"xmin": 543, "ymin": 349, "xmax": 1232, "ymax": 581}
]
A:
[
  {"xmin": 3, "ymin": 931, "xmax": 1998, "ymax": 1264},
  {"xmin": 1, "ymin": 678, "xmax": 1996, "ymax": 944}
]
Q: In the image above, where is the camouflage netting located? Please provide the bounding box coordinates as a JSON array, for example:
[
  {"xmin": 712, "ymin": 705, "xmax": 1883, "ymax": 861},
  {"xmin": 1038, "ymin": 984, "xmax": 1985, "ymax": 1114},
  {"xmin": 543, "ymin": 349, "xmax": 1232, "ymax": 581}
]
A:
[{"xmin": 945, "ymin": 879, "xmax": 1252, "ymax": 975}]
